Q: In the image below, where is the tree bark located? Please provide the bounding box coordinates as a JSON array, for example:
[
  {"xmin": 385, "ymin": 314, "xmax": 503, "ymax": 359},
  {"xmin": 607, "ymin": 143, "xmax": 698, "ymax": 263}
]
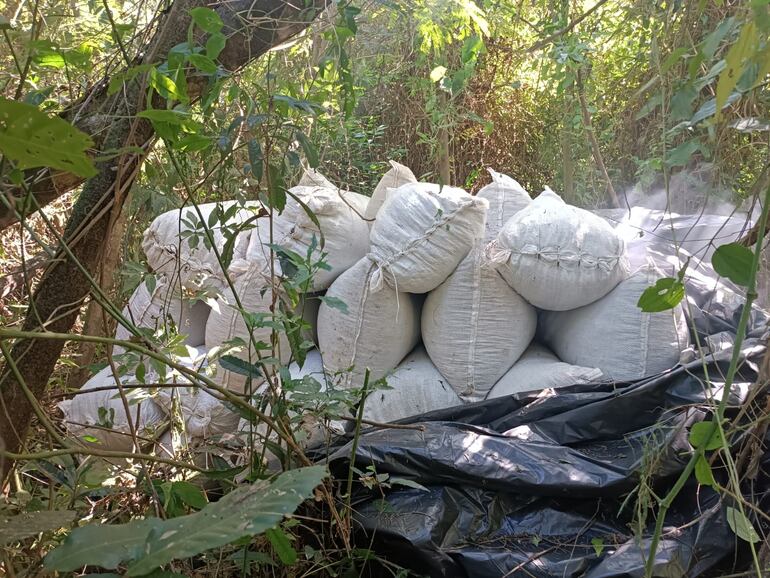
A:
[
  {"xmin": 0, "ymin": 0, "xmax": 329, "ymax": 230},
  {"xmin": 575, "ymin": 68, "xmax": 620, "ymax": 208},
  {"xmin": 0, "ymin": 0, "xmax": 329, "ymax": 481}
]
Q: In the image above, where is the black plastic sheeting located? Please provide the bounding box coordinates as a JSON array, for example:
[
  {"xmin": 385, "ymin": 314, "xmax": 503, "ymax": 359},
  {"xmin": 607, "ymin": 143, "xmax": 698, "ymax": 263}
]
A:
[{"xmin": 321, "ymin": 213, "xmax": 770, "ymax": 578}]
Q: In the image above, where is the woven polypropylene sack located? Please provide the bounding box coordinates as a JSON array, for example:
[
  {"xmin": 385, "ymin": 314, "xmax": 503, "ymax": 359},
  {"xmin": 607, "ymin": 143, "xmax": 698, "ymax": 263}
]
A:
[
  {"xmin": 362, "ymin": 346, "xmax": 463, "ymax": 424},
  {"xmin": 422, "ymin": 246, "xmax": 536, "ymax": 401},
  {"xmin": 240, "ymin": 186, "xmax": 369, "ymax": 291},
  {"xmin": 539, "ymin": 264, "xmax": 691, "ymax": 381},
  {"xmin": 487, "ymin": 343, "xmax": 604, "ymax": 398},
  {"xmin": 317, "ymin": 258, "xmax": 420, "ymax": 389},
  {"xmin": 363, "ymin": 161, "xmax": 417, "ymax": 228},
  {"xmin": 58, "ymin": 367, "xmax": 166, "ymax": 451},
  {"xmin": 115, "ymin": 276, "xmax": 210, "ymax": 353},
  {"xmin": 204, "ymin": 264, "xmax": 291, "ymax": 393},
  {"xmin": 369, "ymin": 182, "xmax": 488, "ymax": 294},
  {"xmin": 487, "ymin": 188, "xmax": 629, "ymax": 310},
  {"xmin": 142, "ymin": 200, "xmax": 260, "ymax": 290},
  {"xmin": 476, "ymin": 169, "xmax": 531, "ymax": 243}
]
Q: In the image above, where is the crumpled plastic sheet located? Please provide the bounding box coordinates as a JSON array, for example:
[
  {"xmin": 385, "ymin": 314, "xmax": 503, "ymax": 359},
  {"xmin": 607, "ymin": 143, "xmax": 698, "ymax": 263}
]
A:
[{"xmin": 320, "ymin": 211, "xmax": 770, "ymax": 577}]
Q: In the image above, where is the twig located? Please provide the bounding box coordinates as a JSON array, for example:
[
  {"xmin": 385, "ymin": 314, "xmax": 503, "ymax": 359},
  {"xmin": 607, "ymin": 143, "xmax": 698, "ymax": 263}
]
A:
[{"xmin": 338, "ymin": 416, "xmax": 425, "ymax": 431}]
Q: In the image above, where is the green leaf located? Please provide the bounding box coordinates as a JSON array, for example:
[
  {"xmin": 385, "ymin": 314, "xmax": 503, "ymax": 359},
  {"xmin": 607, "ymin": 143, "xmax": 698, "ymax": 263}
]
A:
[
  {"xmin": 0, "ymin": 510, "xmax": 77, "ymax": 546},
  {"xmin": 190, "ymin": 7, "xmax": 223, "ymax": 33},
  {"xmin": 44, "ymin": 518, "xmax": 165, "ymax": 571},
  {"xmin": 149, "ymin": 68, "xmax": 185, "ymax": 102},
  {"xmin": 318, "ymin": 296, "xmax": 348, "ymax": 314},
  {"xmin": 247, "ymin": 140, "xmax": 263, "ymax": 180},
  {"xmin": 689, "ymin": 421, "xmax": 722, "ymax": 451},
  {"xmin": 0, "ymin": 97, "xmax": 96, "ymax": 177},
  {"xmin": 266, "ymin": 527, "xmax": 298, "ymax": 565},
  {"xmin": 188, "ymin": 54, "xmax": 218, "ymax": 74},
  {"xmin": 220, "ymin": 355, "xmax": 262, "ymax": 378},
  {"xmin": 206, "ymin": 32, "xmax": 226, "ymax": 59},
  {"xmin": 694, "ymin": 455, "xmax": 715, "ymax": 486},
  {"xmin": 591, "ymin": 537, "xmax": 605, "ymax": 557},
  {"xmin": 430, "ymin": 65, "xmax": 447, "ymax": 82},
  {"xmin": 294, "ymin": 131, "xmax": 318, "ymax": 168},
  {"xmin": 665, "ymin": 139, "xmax": 700, "ymax": 167},
  {"xmin": 661, "ymin": 47, "xmax": 689, "ymax": 73},
  {"xmin": 126, "ymin": 466, "xmax": 327, "ymax": 575},
  {"xmin": 389, "ymin": 477, "xmax": 429, "ymax": 492},
  {"xmin": 637, "ymin": 277, "xmax": 685, "ymax": 312},
  {"xmin": 716, "ymin": 20, "xmax": 756, "ymax": 120},
  {"xmin": 712, "ymin": 242, "xmax": 753, "ymax": 286},
  {"xmin": 172, "ymin": 481, "xmax": 207, "ymax": 510},
  {"xmin": 726, "ymin": 506, "xmax": 760, "ymax": 543}
]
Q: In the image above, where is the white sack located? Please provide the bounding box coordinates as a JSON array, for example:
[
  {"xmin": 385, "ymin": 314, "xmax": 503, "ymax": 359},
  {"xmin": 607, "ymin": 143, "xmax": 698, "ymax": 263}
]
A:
[
  {"xmin": 476, "ymin": 169, "xmax": 531, "ymax": 242},
  {"xmin": 58, "ymin": 366, "xmax": 166, "ymax": 451},
  {"xmin": 422, "ymin": 246, "xmax": 536, "ymax": 401},
  {"xmin": 539, "ymin": 265, "xmax": 690, "ymax": 381},
  {"xmin": 115, "ymin": 276, "xmax": 209, "ymax": 352},
  {"xmin": 317, "ymin": 258, "xmax": 420, "ymax": 389},
  {"xmin": 205, "ymin": 264, "xmax": 291, "ymax": 393},
  {"xmin": 364, "ymin": 161, "xmax": 417, "ymax": 227},
  {"xmin": 362, "ymin": 346, "xmax": 462, "ymax": 424},
  {"xmin": 487, "ymin": 188, "xmax": 629, "ymax": 310},
  {"xmin": 153, "ymin": 347, "xmax": 240, "ymax": 439},
  {"xmin": 142, "ymin": 201, "xmax": 259, "ymax": 289},
  {"xmin": 239, "ymin": 186, "xmax": 369, "ymax": 291},
  {"xmin": 368, "ymin": 182, "xmax": 488, "ymax": 294},
  {"xmin": 298, "ymin": 168, "xmax": 335, "ymax": 189},
  {"xmin": 487, "ymin": 343, "xmax": 604, "ymax": 398}
]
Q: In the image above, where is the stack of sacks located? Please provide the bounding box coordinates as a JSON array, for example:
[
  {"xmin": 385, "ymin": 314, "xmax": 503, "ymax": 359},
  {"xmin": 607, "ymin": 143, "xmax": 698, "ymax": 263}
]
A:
[
  {"xmin": 204, "ymin": 261, "xmax": 320, "ymax": 393},
  {"xmin": 487, "ymin": 344, "xmax": 604, "ymax": 398},
  {"xmin": 114, "ymin": 276, "xmax": 210, "ymax": 353},
  {"xmin": 538, "ymin": 263, "xmax": 690, "ymax": 382},
  {"xmin": 234, "ymin": 182, "xmax": 370, "ymax": 291},
  {"xmin": 362, "ymin": 346, "xmax": 462, "ymax": 424},
  {"xmin": 318, "ymin": 181, "xmax": 487, "ymax": 389},
  {"xmin": 58, "ymin": 366, "xmax": 167, "ymax": 451},
  {"xmin": 486, "ymin": 187, "xmax": 629, "ymax": 310},
  {"xmin": 363, "ymin": 161, "xmax": 417, "ymax": 228},
  {"xmin": 419, "ymin": 171, "xmax": 534, "ymax": 402},
  {"xmin": 142, "ymin": 200, "xmax": 260, "ymax": 290},
  {"xmin": 58, "ymin": 346, "xmax": 236, "ymax": 451}
]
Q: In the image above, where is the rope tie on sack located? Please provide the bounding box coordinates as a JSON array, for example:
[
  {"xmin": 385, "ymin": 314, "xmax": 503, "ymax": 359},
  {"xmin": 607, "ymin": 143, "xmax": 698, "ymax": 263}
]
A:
[
  {"xmin": 485, "ymin": 240, "xmax": 628, "ymax": 273},
  {"xmin": 463, "ymin": 247, "xmax": 483, "ymax": 398},
  {"xmin": 369, "ymin": 194, "xmax": 481, "ymax": 292}
]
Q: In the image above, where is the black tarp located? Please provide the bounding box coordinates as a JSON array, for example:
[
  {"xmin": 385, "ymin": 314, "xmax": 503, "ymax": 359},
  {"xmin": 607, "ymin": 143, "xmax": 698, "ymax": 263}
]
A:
[{"xmin": 321, "ymin": 212, "xmax": 770, "ymax": 577}]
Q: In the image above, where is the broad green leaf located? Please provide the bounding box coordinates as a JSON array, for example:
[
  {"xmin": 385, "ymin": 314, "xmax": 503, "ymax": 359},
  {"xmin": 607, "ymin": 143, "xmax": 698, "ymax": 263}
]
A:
[
  {"xmin": 689, "ymin": 421, "xmax": 722, "ymax": 451},
  {"xmin": 0, "ymin": 98, "xmax": 96, "ymax": 177},
  {"xmin": 661, "ymin": 47, "xmax": 689, "ymax": 73},
  {"xmin": 712, "ymin": 242, "xmax": 753, "ymax": 286},
  {"xmin": 726, "ymin": 506, "xmax": 760, "ymax": 543},
  {"xmin": 188, "ymin": 54, "xmax": 218, "ymax": 74},
  {"xmin": 389, "ymin": 477, "xmax": 429, "ymax": 492},
  {"xmin": 294, "ymin": 130, "xmax": 318, "ymax": 168},
  {"xmin": 206, "ymin": 32, "xmax": 226, "ymax": 59},
  {"xmin": 149, "ymin": 68, "xmax": 185, "ymax": 102},
  {"xmin": 694, "ymin": 455, "xmax": 715, "ymax": 486},
  {"xmin": 591, "ymin": 537, "xmax": 605, "ymax": 557},
  {"xmin": 172, "ymin": 481, "xmax": 207, "ymax": 510},
  {"xmin": 716, "ymin": 20, "xmax": 756, "ymax": 120},
  {"xmin": 44, "ymin": 518, "xmax": 165, "ymax": 571},
  {"xmin": 430, "ymin": 66, "xmax": 447, "ymax": 82},
  {"xmin": 266, "ymin": 527, "xmax": 298, "ymax": 565},
  {"xmin": 220, "ymin": 354, "xmax": 262, "ymax": 378},
  {"xmin": 665, "ymin": 139, "xmax": 700, "ymax": 167},
  {"xmin": 126, "ymin": 466, "xmax": 327, "ymax": 575},
  {"xmin": 247, "ymin": 140, "xmax": 263, "ymax": 180},
  {"xmin": 318, "ymin": 295, "xmax": 348, "ymax": 314},
  {"xmin": 637, "ymin": 277, "xmax": 685, "ymax": 312},
  {"xmin": 190, "ymin": 7, "xmax": 223, "ymax": 33},
  {"xmin": 0, "ymin": 510, "xmax": 76, "ymax": 545}
]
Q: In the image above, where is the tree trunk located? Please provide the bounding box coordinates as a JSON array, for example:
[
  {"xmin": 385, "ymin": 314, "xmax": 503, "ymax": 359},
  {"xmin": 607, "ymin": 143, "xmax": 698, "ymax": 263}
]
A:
[
  {"xmin": 0, "ymin": 0, "xmax": 329, "ymax": 231},
  {"xmin": 437, "ymin": 91, "xmax": 452, "ymax": 185},
  {"xmin": 0, "ymin": 0, "xmax": 329, "ymax": 481},
  {"xmin": 575, "ymin": 68, "xmax": 620, "ymax": 208}
]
